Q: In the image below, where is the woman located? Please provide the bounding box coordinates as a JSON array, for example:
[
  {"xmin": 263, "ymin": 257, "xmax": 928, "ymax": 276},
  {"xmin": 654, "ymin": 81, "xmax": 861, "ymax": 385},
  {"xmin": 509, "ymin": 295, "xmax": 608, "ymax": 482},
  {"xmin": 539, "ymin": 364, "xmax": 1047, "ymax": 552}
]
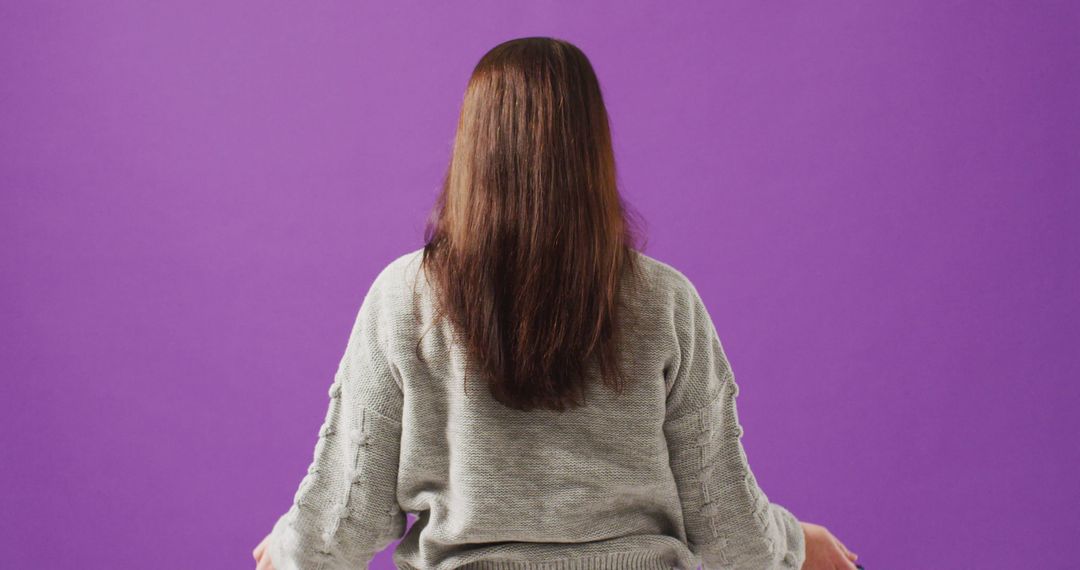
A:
[{"xmin": 253, "ymin": 36, "xmax": 860, "ymax": 570}]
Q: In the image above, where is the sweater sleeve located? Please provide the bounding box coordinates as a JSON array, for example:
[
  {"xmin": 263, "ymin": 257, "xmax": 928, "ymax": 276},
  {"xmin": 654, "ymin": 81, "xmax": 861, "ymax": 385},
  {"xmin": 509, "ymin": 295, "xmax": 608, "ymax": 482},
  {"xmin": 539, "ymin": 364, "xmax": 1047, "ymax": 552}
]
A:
[
  {"xmin": 662, "ymin": 279, "xmax": 806, "ymax": 570},
  {"xmin": 267, "ymin": 273, "xmax": 407, "ymax": 570}
]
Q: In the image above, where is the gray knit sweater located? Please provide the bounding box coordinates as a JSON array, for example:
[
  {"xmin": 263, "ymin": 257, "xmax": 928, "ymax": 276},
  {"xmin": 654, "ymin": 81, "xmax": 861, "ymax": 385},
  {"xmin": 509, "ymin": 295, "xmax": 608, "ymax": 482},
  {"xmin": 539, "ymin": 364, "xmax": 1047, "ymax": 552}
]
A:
[{"xmin": 267, "ymin": 247, "xmax": 806, "ymax": 570}]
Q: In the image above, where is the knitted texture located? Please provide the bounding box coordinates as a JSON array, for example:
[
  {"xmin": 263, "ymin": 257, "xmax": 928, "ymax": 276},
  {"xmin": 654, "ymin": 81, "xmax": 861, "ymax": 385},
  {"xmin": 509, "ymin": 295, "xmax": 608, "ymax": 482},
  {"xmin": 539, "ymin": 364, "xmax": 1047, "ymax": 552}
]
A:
[{"xmin": 268, "ymin": 247, "xmax": 806, "ymax": 570}]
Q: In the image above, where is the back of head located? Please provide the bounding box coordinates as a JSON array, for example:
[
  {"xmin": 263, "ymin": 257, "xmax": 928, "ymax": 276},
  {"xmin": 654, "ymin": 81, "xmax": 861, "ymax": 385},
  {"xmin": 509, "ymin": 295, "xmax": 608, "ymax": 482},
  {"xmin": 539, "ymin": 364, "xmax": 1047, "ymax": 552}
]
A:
[{"xmin": 419, "ymin": 36, "xmax": 648, "ymax": 412}]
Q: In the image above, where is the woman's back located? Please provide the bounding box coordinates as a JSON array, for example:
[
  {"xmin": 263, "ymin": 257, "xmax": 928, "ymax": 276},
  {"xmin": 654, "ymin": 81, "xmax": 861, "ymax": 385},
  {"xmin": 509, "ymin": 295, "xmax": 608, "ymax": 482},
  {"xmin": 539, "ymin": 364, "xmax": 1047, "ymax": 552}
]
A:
[{"xmin": 266, "ymin": 247, "xmax": 806, "ymax": 570}]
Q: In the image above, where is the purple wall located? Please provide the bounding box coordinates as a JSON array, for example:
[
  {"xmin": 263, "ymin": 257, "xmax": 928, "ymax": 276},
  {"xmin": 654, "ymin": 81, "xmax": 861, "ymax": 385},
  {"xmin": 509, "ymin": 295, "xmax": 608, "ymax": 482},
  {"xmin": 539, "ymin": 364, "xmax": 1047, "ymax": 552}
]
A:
[{"xmin": 2, "ymin": 2, "xmax": 1077, "ymax": 568}]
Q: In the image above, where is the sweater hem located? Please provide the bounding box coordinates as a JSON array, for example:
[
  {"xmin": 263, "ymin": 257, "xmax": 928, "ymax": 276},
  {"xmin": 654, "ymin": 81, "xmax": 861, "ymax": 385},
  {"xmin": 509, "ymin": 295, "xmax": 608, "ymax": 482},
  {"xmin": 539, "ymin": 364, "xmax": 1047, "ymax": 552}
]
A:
[{"xmin": 396, "ymin": 549, "xmax": 684, "ymax": 569}]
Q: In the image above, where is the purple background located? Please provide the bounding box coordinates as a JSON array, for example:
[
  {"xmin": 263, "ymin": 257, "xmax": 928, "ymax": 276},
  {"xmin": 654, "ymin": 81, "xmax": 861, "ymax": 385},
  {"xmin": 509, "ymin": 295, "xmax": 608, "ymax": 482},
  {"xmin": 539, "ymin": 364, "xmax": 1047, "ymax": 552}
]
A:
[{"xmin": 2, "ymin": 2, "xmax": 1077, "ymax": 569}]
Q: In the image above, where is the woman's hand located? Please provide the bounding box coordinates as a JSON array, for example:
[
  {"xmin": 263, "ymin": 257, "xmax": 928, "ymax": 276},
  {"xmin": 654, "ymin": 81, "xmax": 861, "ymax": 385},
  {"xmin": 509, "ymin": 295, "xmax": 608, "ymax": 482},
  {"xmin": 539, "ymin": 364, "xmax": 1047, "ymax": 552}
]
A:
[
  {"xmin": 799, "ymin": 521, "xmax": 859, "ymax": 569},
  {"xmin": 252, "ymin": 532, "xmax": 277, "ymax": 570}
]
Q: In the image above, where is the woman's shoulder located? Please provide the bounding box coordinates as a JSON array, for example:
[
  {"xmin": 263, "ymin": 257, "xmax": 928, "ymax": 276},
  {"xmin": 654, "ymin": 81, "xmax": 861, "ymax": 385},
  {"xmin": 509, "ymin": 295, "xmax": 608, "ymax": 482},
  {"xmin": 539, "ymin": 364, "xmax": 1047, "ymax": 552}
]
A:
[
  {"xmin": 627, "ymin": 248, "xmax": 699, "ymax": 301},
  {"xmin": 369, "ymin": 247, "xmax": 426, "ymax": 293}
]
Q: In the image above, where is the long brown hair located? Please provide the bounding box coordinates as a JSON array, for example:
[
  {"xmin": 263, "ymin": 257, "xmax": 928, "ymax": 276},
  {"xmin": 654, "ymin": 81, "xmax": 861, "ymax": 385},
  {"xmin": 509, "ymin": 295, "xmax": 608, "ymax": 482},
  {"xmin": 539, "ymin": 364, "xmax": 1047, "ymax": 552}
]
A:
[{"xmin": 419, "ymin": 36, "xmax": 647, "ymax": 412}]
